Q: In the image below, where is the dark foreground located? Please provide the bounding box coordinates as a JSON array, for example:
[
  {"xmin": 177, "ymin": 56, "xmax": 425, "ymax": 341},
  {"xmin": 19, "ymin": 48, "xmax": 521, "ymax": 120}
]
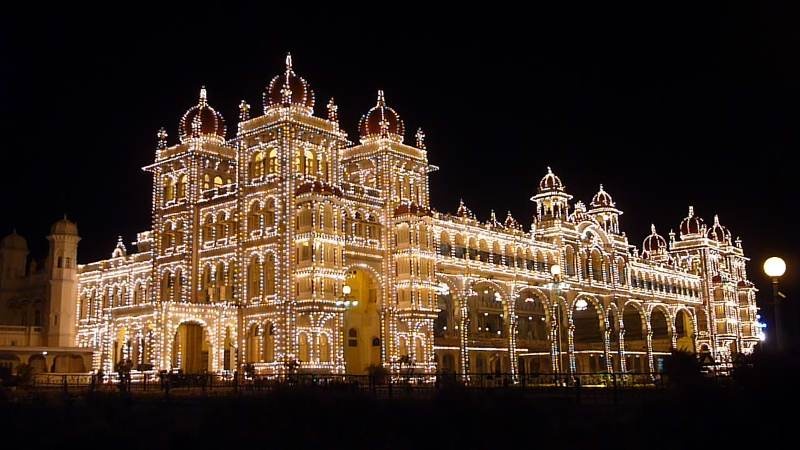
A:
[{"xmin": 1, "ymin": 379, "xmax": 796, "ymax": 450}]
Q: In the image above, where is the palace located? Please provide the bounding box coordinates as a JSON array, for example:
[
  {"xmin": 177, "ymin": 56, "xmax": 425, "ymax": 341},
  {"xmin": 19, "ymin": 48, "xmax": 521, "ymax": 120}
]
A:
[{"xmin": 69, "ymin": 54, "xmax": 759, "ymax": 377}]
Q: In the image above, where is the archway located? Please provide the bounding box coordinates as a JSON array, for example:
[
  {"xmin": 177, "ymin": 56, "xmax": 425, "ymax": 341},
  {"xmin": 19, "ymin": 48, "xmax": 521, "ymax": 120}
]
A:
[
  {"xmin": 571, "ymin": 297, "xmax": 605, "ymax": 373},
  {"xmin": 343, "ymin": 268, "xmax": 382, "ymax": 375},
  {"xmin": 515, "ymin": 290, "xmax": 550, "ymax": 374},
  {"xmin": 650, "ymin": 308, "xmax": 672, "ymax": 372},
  {"xmin": 623, "ymin": 303, "xmax": 647, "ymax": 372},
  {"xmin": 172, "ymin": 322, "xmax": 208, "ymax": 374},
  {"xmin": 467, "ymin": 282, "xmax": 507, "ymax": 374},
  {"xmin": 675, "ymin": 309, "xmax": 696, "ymax": 353}
]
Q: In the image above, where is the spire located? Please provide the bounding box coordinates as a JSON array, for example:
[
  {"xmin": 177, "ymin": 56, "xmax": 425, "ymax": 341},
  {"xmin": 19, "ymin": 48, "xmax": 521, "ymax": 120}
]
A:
[
  {"xmin": 239, "ymin": 100, "xmax": 250, "ymax": 122},
  {"xmin": 415, "ymin": 128, "xmax": 426, "ymax": 149},
  {"xmin": 327, "ymin": 97, "xmax": 338, "ymax": 123},
  {"xmin": 112, "ymin": 235, "xmax": 127, "ymax": 258},
  {"xmin": 281, "ymin": 53, "xmax": 294, "ymax": 104},
  {"xmin": 377, "ymin": 89, "xmax": 386, "ymax": 107},
  {"xmin": 199, "ymin": 86, "xmax": 207, "ymax": 105},
  {"xmin": 157, "ymin": 128, "xmax": 168, "ymax": 150}
]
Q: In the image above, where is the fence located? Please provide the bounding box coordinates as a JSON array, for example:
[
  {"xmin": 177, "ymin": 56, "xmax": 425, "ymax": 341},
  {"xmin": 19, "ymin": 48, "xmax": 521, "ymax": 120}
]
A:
[{"xmin": 21, "ymin": 370, "xmax": 680, "ymax": 404}]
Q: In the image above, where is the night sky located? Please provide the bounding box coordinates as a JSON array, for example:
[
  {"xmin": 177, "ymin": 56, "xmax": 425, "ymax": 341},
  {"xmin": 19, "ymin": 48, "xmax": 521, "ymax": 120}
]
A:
[{"xmin": 1, "ymin": 5, "xmax": 797, "ymax": 334}]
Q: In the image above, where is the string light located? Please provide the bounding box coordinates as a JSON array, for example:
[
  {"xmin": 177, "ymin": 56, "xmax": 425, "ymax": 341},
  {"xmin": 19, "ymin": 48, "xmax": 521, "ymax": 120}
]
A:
[{"xmin": 71, "ymin": 55, "xmax": 758, "ymax": 380}]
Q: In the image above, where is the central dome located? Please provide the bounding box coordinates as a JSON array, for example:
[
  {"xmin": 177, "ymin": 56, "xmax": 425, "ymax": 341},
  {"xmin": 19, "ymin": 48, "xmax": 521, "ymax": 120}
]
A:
[
  {"xmin": 178, "ymin": 87, "xmax": 226, "ymax": 143},
  {"xmin": 358, "ymin": 90, "xmax": 405, "ymax": 143},
  {"xmin": 264, "ymin": 53, "xmax": 315, "ymax": 113}
]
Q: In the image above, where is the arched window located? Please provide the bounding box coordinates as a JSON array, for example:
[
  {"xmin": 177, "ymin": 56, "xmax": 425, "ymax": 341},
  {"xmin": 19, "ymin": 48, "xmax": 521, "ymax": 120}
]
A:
[
  {"xmin": 591, "ymin": 250, "xmax": 603, "ymax": 282},
  {"xmin": 176, "ymin": 174, "xmax": 188, "ymax": 199},
  {"xmin": 265, "ymin": 198, "xmax": 275, "ymax": 228},
  {"xmin": 248, "ymin": 201, "xmax": 262, "ymax": 232},
  {"xmin": 251, "ymin": 151, "xmax": 266, "ymax": 179},
  {"xmin": 263, "ymin": 254, "xmax": 275, "ymax": 296},
  {"xmin": 214, "ymin": 176, "xmax": 224, "ymax": 188},
  {"xmin": 163, "ymin": 177, "xmax": 175, "ymax": 202},
  {"xmin": 247, "ymin": 257, "xmax": 259, "ymax": 300},
  {"xmin": 303, "ymin": 149, "xmax": 315, "ymax": 176},
  {"xmin": 268, "ymin": 149, "xmax": 278, "ymax": 174},
  {"xmin": 203, "ymin": 174, "xmax": 211, "ymax": 190}
]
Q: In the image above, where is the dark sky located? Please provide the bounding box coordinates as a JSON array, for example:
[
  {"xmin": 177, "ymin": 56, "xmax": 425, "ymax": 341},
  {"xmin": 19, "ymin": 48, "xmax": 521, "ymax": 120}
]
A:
[{"xmin": 1, "ymin": 5, "xmax": 797, "ymax": 332}]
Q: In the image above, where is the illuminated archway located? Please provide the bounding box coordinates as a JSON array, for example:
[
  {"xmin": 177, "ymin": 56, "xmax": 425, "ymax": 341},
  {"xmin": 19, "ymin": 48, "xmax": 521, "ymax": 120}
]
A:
[
  {"xmin": 343, "ymin": 268, "xmax": 382, "ymax": 374},
  {"xmin": 675, "ymin": 309, "xmax": 696, "ymax": 353},
  {"xmin": 571, "ymin": 296, "xmax": 605, "ymax": 373},
  {"xmin": 623, "ymin": 302, "xmax": 647, "ymax": 372},
  {"xmin": 172, "ymin": 322, "xmax": 209, "ymax": 374}
]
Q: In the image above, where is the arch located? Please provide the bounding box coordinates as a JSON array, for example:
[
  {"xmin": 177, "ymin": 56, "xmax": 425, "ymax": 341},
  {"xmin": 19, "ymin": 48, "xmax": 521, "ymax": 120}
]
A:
[
  {"xmin": 251, "ymin": 151, "xmax": 266, "ymax": 179},
  {"xmin": 267, "ymin": 148, "xmax": 278, "ymax": 174},
  {"xmin": 696, "ymin": 308, "xmax": 709, "ymax": 334},
  {"xmin": 343, "ymin": 267, "xmax": 382, "ymax": 374},
  {"xmin": 515, "ymin": 290, "xmax": 549, "ymax": 343},
  {"xmin": 298, "ymin": 332, "xmax": 310, "ymax": 362},
  {"xmin": 163, "ymin": 176, "xmax": 176, "ymax": 203},
  {"xmin": 571, "ymin": 295, "xmax": 605, "ymax": 373},
  {"xmin": 172, "ymin": 321, "xmax": 208, "ymax": 374},
  {"xmin": 675, "ymin": 308, "xmax": 696, "ymax": 353},
  {"xmin": 439, "ymin": 231, "xmax": 452, "ymax": 257},
  {"xmin": 319, "ymin": 332, "xmax": 331, "ymax": 363},
  {"xmin": 649, "ymin": 306, "xmax": 672, "ymax": 353},
  {"xmin": 590, "ymin": 249, "xmax": 603, "ymax": 282}
]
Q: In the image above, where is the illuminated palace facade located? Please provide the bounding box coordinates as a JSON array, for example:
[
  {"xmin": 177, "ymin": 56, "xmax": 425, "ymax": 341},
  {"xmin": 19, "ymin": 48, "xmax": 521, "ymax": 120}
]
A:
[{"xmin": 76, "ymin": 55, "xmax": 760, "ymax": 376}]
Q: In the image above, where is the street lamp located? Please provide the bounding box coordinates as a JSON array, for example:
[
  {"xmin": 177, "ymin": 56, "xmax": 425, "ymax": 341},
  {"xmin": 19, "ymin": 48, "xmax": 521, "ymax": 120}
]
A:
[{"xmin": 763, "ymin": 257, "xmax": 787, "ymax": 352}]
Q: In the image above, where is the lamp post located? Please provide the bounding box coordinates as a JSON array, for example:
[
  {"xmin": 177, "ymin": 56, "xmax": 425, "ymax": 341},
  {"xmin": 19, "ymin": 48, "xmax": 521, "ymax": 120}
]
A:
[{"xmin": 763, "ymin": 257, "xmax": 787, "ymax": 352}]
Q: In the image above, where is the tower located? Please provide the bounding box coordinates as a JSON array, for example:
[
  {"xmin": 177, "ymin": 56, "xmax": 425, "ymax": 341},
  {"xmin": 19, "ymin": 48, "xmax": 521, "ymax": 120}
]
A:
[
  {"xmin": 587, "ymin": 184, "xmax": 622, "ymax": 235},
  {"xmin": 0, "ymin": 231, "xmax": 29, "ymax": 286},
  {"xmin": 47, "ymin": 217, "xmax": 80, "ymax": 347},
  {"xmin": 531, "ymin": 167, "xmax": 573, "ymax": 224}
]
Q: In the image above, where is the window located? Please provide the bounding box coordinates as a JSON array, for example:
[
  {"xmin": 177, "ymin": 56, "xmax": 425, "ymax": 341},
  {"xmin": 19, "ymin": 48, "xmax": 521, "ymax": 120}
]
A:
[
  {"xmin": 65, "ymin": 257, "xmax": 71, "ymax": 268},
  {"xmin": 348, "ymin": 328, "xmax": 358, "ymax": 347},
  {"xmin": 268, "ymin": 149, "xmax": 278, "ymax": 174},
  {"xmin": 163, "ymin": 177, "xmax": 175, "ymax": 202},
  {"xmin": 57, "ymin": 257, "xmax": 63, "ymax": 268}
]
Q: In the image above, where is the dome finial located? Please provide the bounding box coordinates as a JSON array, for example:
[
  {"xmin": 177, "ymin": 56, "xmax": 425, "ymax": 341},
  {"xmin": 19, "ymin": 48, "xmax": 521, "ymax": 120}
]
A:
[
  {"xmin": 651, "ymin": 223, "xmax": 657, "ymax": 234},
  {"xmin": 599, "ymin": 183, "xmax": 604, "ymax": 191},
  {"xmin": 547, "ymin": 166, "xmax": 553, "ymax": 174},
  {"xmin": 713, "ymin": 214, "xmax": 720, "ymax": 225},
  {"xmin": 377, "ymin": 90, "xmax": 386, "ymax": 106},
  {"xmin": 688, "ymin": 205, "xmax": 694, "ymax": 217},
  {"xmin": 199, "ymin": 86, "xmax": 207, "ymax": 104},
  {"xmin": 285, "ymin": 52, "xmax": 293, "ymax": 72}
]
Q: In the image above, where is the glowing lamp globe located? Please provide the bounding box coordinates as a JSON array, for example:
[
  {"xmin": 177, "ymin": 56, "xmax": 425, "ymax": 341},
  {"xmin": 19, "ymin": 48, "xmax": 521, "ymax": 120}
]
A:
[
  {"xmin": 342, "ymin": 285, "xmax": 352, "ymax": 296},
  {"xmin": 550, "ymin": 264, "xmax": 561, "ymax": 277},
  {"xmin": 763, "ymin": 257, "xmax": 786, "ymax": 278}
]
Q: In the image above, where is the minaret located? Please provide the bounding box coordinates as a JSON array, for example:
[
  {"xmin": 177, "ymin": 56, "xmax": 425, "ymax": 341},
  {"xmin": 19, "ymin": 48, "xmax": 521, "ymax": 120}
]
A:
[{"xmin": 46, "ymin": 216, "xmax": 81, "ymax": 347}]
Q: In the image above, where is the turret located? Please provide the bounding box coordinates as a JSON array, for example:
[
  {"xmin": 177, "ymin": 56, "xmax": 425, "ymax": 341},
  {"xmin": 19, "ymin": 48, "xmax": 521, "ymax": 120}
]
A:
[{"xmin": 46, "ymin": 216, "xmax": 80, "ymax": 347}]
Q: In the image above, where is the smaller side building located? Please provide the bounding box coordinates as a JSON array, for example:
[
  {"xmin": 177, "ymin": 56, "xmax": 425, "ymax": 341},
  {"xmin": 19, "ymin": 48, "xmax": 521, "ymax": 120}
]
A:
[{"xmin": 0, "ymin": 218, "xmax": 91, "ymax": 376}]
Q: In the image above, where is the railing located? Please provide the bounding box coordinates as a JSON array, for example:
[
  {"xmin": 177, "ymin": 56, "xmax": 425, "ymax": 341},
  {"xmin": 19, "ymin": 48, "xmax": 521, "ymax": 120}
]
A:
[{"xmin": 22, "ymin": 370, "xmax": 671, "ymax": 400}]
